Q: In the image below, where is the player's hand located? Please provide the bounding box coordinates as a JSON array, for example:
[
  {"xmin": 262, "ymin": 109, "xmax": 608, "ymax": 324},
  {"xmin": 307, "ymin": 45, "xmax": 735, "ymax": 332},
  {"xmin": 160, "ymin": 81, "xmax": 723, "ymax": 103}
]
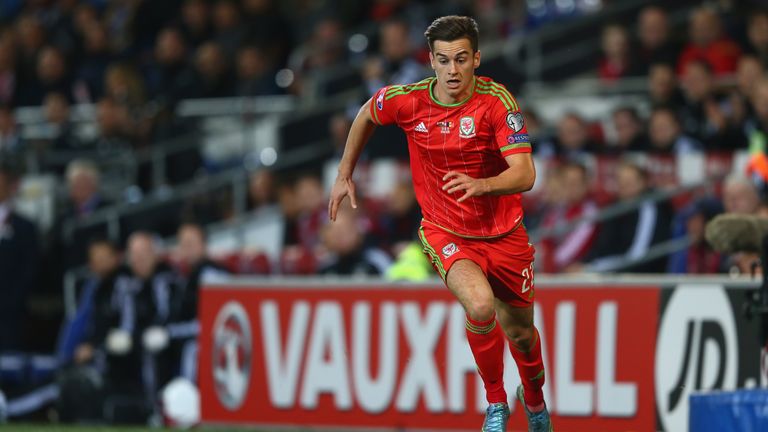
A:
[
  {"xmin": 442, "ymin": 171, "xmax": 488, "ymax": 203},
  {"xmin": 328, "ymin": 176, "xmax": 358, "ymax": 221}
]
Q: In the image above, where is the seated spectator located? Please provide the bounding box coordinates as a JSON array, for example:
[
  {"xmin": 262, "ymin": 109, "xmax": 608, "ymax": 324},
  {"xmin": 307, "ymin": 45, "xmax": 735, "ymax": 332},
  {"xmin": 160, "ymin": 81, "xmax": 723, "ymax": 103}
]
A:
[
  {"xmin": 0, "ymin": 36, "xmax": 17, "ymax": 106},
  {"xmin": 598, "ymin": 24, "xmax": 638, "ymax": 82},
  {"xmin": 74, "ymin": 20, "xmax": 113, "ymax": 103},
  {"xmin": 145, "ymin": 27, "xmax": 195, "ymax": 112},
  {"xmin": 636, "ymin": 6, "xmax": 679, "ymax": 72},
  {"xmin": 169, "ymin": 223, "xmax": 227, "ymax": 381},
  {"xmin": 363, "ymin": 18, "xmax": 426, "ymax": 96},
  {"xmin": 648, "ymin": 107, "xmax": 703, "ymax": 154},
  {"xmin": 538, "ymin": 162, "xmax": 598, "ymax": 273},
  {"xmin": 186, "ymin": 41, "xmax": 235, "ymax": 99},
  {"xmin": 247, "ymin": 168, "xmax": 277, "ymax": 211},
  {"xmin": 730, "ymin": 55, "xmax": 764, "ymax": 126},
  {"xmin": 648, "ymin": 63, "xmax": 685, "ymax": 109},
  {"xmin": 235, "ymin": 44, "xmax": 282, "ymax": 96},
  {"xmin": 21, "ymin": 46, "xmax": 73, "ymax": 106},
  {"xmin": 722, "ymin": 174, "xmax": 761, "ymax": 215},
  {"xmin": 62, "ymin": 159, "xmax": 111, "ymax": 220},
  {"xmin": 0, "ymin": 105, "xmax": 22, "ymax": 156},
  {"xmin": 679, "ymin": 60, "xmax": 744, "ymax": 150},
  {"xmin": 43, "ymin": 92, "xmax": 80, "ymax": 151},
  {"xmin": 319, "ymin": 203, "xmax": 392, "ymax": 276},
  {"xmin": 668, "ymin": 198, "xmax": 724, "ymax": 274},
  {"xmin": 747, "ymin": 11, "xmax": 768, "ymax": 68},
  {"xmin": 178, "ymin": 0, "xmax": 212, "ymax": 50},
  {"xmin": 212, "ymin": 0, "xmax": 246, "ymax": 58},
  {"xmin": 59, "ymin": 239, "xmax": 123, "ymax": 366},
  {"xmin": 577, "ymin": 161, "xmax": 673, "ymax": 273},
  {"xmin": 677, "ymin": 7, "xmax": 742, "ymax": 76},
  {"xmin": 376, "ymin": 176, "xmax": 422, "ymax": 255},
  {"xmin": 0, "ymin": 160, "xmax": 38, "ymax": 352},
  {"xmin": 85, "ymin": 231, "xmax": 180, "ymax": 422},
  {"xmin": 553, "ymin": 112, "xmax": 601, "ymax": 160},
  {"xmin": 608, "ymin": 106, "xmax": 647, "ymax": 153}
]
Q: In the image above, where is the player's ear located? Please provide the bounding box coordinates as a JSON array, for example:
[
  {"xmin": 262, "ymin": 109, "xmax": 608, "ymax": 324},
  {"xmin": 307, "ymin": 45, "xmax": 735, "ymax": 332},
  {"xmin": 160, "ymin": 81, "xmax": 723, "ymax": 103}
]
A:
[
  {"xmin": 474, "ymin": 50, "xmax": 481, "ymax": 70},
  {"xmin": 429, "ymin": 51, "xmax": 435, "ymax": 70}
]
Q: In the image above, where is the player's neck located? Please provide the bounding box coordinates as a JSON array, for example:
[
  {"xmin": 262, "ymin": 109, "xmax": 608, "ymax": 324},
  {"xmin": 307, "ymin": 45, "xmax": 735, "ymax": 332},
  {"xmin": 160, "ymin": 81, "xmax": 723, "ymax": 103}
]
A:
[{"xmin": 432, "ymin": 76, "xmax": 475, "ymax": 106}]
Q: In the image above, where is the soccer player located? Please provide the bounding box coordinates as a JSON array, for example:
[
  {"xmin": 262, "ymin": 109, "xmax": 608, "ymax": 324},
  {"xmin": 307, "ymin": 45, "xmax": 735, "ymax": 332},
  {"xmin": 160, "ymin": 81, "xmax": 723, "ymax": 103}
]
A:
[{"xmin": 328, "ymin": 15, "xmax": 552, "ymax": 432}]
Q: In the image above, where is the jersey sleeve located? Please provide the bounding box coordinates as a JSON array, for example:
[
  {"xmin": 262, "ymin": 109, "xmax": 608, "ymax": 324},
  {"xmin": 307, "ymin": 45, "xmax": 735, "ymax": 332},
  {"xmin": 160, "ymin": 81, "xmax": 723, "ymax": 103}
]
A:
[
  {"xmin": 369, "ymin": 86, "xmax": 400, "ymax": 126},
  {"xmin": 490, "ymin": 94, "xmax": 531, "ymax": 157}
]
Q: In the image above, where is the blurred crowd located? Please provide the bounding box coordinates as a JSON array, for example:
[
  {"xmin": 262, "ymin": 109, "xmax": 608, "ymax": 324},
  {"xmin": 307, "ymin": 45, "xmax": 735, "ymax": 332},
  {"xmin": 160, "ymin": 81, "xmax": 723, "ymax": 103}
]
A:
[{"xmin": 4, "ymin": 0, "xmax": 768, "ymax": 424}]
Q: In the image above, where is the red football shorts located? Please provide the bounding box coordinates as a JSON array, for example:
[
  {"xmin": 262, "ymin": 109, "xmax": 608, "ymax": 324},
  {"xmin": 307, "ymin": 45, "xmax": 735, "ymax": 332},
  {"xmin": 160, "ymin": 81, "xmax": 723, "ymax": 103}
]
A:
[{"xmin": 418, "ymin": 220, "xmax": 536, "ymax": 308}]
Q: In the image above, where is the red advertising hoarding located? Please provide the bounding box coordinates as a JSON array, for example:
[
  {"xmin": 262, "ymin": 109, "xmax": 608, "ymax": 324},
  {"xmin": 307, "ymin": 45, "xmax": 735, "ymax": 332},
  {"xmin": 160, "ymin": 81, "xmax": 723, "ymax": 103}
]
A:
[{"xmin": 199, "ymin": 284, "xmax": 659, "ymax": 431}]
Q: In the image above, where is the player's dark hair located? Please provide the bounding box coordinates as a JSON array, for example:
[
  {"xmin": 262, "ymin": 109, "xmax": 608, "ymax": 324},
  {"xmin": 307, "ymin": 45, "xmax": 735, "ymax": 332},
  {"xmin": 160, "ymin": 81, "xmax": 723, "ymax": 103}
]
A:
[{"xmin": 424, "ymin": 15, "xmax": 479, "ymax": 52}]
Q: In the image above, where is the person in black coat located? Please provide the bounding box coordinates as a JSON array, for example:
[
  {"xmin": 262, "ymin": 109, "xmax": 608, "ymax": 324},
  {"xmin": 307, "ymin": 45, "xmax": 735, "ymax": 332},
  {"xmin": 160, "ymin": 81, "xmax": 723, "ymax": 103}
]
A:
[
  {"xmin": 168, "ymin": 223, "xmax": 228, "ymax": 381},
  {"xmin": 582, "ymin": 161, "xmax": 673, "ymax": 273},
  {"xmin": 0, "ymin": 160, "xmax": 38, "ymax": 352}
]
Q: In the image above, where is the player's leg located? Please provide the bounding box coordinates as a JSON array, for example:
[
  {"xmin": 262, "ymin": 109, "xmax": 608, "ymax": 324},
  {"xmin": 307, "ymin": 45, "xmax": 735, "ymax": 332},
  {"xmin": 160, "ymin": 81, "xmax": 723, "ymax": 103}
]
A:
[
  {"xmin": 495, "ymin": 301, "xmax": 545, "ymax": 409},
  {"xmin": 445, "ymin": 259, "xmax": 510, "ymax": 431},
  {"xmin": 446, "ymin": 259, "xmax": 507, "ymax": 403}
]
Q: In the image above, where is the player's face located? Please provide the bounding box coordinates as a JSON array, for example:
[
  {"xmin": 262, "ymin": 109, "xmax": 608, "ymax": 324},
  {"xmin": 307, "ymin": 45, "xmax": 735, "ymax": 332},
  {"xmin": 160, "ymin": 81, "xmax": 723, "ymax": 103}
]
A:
[{"xmin": 429, "ymin": 38, "xmax": 480, "ymax": 103}]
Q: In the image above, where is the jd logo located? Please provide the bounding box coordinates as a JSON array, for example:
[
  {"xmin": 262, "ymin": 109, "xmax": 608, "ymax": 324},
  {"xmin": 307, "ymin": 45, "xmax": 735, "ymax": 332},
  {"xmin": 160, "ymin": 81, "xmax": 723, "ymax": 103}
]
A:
[{"xmin": 655, "ymin": 285, "xmax": 737, "ymax": 432}]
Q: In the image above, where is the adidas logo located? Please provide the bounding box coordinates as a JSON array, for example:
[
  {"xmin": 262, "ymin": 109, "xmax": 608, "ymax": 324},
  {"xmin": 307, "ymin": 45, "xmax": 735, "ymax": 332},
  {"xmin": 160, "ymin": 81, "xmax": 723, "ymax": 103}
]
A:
[{"xmin": 415, "ymin": 122, "xmax": 428, "ymax": 133}]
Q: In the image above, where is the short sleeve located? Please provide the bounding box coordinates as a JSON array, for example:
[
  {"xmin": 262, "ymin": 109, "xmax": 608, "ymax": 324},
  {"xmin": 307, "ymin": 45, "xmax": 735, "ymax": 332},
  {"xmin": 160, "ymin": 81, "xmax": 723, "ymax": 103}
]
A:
[
  {"xmin": 490, "ymin": 95, "xmax": 531, "ymax": 157},
  {"xmin": 369, "ymin": 86, "xmax": 400, "ymax": 126}
]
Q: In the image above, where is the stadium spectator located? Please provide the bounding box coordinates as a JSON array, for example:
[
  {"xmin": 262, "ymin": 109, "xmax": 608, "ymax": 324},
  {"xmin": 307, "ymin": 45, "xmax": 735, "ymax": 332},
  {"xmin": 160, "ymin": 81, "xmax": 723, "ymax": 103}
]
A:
[
  {"xmin": 0, "ymin": 105, "xmax": 22, "ymax": 156},
  {"xmin": 169, "ymin": 223, "xmax": 227, "ymax": 381},
  {"xmin": 0, "ymin": 160, "xmax": 38, "ymax": 352},
  {"xmin": 247, "ymin": 168, "xmax": 277, "ymax": 211},
  {"xmin": 375, "ymin": 176, "xmax": 422, "ymax": 255},
  {"xmin": 43, "ymin": 92, "xmax": 79, "ymax": 151},
  {"xmin": 74, "ymin": 20, "xmax": 113, "ymax": 103},
  {"xmin": 722, "ymin": 175, "xmax": 761, "ymax": 215},
  {"xmin": 668, "ymin": 198, "xmax": 724, "ymax": 274},
  {"xmin": 60, "ymin": 238, "xmax": 123, "ymax": 366},
  {"xmin": 538, "ymin": 162, "xmax": 598, "ymax": 273},
  {"xmin": 94, "ymin": 97, "xmax": 135, "ymax": 151},
  {"xmin": 577, "ymin": 161, "xmax": 673, "ymax": 273},
  {"xmin": 62, "ymin": 159, "xmax": 110, "ymax": 220},
  {"xmin": 0, "ymin": 36, "xmax": 17, "ymax": 106},
  {"xmin": 242, "ymin": 0, "xmax": 292, "ymax": 65},
  {"xmin": 87, "ymin": 231, "xmax": 179, "ymax": 422},
  {"xmin": 747, "ymin": 11, "xmax": 768, "ymax": 68},
  {"xmin": 677, "ymin": 7, "xmax": 742, "ymax": 76},
  {"xmin": 14, "ymin": 14, "xmax": 46, "ymax": 85},
  {"xmin": 679, "ymin": 59, "xmax": 743, "ymax": 150},
  {"xmin": 18, "ymin": 45, "xmax": 73, "ymax": 106},
  {"xmin": 363, "ymin": 18, "xmax": 425, "ymax": 96},
  {"xmin": 104, "ymin": 63, "xmax": 147, "ymax": 115},
  {"xmin": 187, "ymin": 41, "xmax": 235, "ymax": 99},
  {"xmin": 212, "ymin": 0, "xmax": 246, "ymax": 58},
  {"xmin": 636, "ymin": 6, "xmax": 679, "ymax": 71},
  {"xmin": 648, "ymin": 63, "xmax": 685, "ymax": 109},
  {"xmin": 731, "ymin": 55, "xmax": 764, "ymax": 125},
  {"xmin": 553, "ymin": 112, "xmax": 600, "ymax": 160},
  {"xmin": 294, "ymin": 172, "xmax": 327, "ymax": 252},
  {"xmin": 608, "ymin": 106, "xmax": 647, "ymax": 153},
  {"xmin": 145, "ymin": 27, "xmax": 194, "ymax": 108},
  {"xmin": 598, "ymin": 24, "xmax": 638, "ymax": 82},
  {"xmin": 179, "ymin": 0, "xmax": 212, "ymax": 49},
  {"xmin": 319, "ymin": 203, "xmax": 392, "ymax": 276},
  {"xmin": 291, "ymin": 17, "xmax": 346, "ymax": 74},
  {"xmin": 235, "ymin": 44, "xmax": 282, "ymax": 96},
  {"xmin": 648, "ymin": 107, "xmax": 703, "ymax": 154}
]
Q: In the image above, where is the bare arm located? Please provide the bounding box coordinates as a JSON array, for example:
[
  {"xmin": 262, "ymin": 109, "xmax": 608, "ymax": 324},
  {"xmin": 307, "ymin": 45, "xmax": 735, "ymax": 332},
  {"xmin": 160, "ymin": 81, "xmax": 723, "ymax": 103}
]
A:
[
  {"xmin": 328, "ymin": 98, "xmax": 378, "ymax": 220},
  {"xmin": 442, "ymin": 153, "xmax": 536, "ymax": 202}
]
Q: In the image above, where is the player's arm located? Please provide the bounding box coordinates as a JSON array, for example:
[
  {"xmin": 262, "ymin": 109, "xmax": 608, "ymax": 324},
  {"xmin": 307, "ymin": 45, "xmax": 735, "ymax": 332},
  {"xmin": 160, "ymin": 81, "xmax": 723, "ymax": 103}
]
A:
[
  {"xmin": 442, "ymin": 153, "xmax": 535, "ymax": 202},
  {"xmin": 328, "ymin": 98, "xmax": 378, "ymax": 221}
]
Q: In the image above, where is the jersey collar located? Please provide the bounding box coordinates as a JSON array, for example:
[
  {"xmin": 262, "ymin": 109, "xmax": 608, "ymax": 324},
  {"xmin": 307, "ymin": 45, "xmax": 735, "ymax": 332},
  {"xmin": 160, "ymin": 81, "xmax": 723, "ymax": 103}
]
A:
[{"xmin": 429, "ymin": 76, "xmax": 476, "ymax": 108}]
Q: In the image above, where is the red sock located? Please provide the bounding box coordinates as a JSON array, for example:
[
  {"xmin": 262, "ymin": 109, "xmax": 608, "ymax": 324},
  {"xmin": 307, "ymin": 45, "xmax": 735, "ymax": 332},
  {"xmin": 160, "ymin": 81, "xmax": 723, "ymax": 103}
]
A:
[
  {"xmin": 508, "ymin": 327, "xmax": 545, "ymax": 408},
  {"xmin": 466, "ymin": 314, "xmax": 507, "ymax": 404}
]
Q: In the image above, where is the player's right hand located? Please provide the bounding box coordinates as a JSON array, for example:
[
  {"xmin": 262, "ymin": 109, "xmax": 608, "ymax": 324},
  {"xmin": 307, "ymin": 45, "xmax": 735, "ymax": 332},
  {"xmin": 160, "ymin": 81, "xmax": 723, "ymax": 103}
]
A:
[{"xmin": 328, "ymin": 176, "xmax": 358, "ymax": 221}]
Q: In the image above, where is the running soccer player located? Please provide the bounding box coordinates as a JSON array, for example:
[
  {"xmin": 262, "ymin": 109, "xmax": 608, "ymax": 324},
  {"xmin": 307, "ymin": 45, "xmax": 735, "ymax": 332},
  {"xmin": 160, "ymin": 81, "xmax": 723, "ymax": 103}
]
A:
[{"xmin": 328, "ymin": 15, "xmax": 552, "ymax": 432}]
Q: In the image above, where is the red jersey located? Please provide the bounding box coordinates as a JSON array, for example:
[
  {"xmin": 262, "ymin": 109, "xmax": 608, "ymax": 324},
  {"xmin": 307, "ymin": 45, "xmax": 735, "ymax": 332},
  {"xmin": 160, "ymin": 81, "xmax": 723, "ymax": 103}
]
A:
[{"xmin": 370, "ymin": 76, "xmax": 531, "ymax": 238}]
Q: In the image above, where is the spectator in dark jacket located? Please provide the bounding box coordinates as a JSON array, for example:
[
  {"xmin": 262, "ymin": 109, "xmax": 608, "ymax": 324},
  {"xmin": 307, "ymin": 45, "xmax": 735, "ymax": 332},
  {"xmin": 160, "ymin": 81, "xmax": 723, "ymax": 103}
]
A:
[
  {"xmin": 0, "ymin": 160, "xmax": 38, "ymax": 352},
  {"xmin": 579, "ymin": 161, "xmax": 673, "ymax": 273}
]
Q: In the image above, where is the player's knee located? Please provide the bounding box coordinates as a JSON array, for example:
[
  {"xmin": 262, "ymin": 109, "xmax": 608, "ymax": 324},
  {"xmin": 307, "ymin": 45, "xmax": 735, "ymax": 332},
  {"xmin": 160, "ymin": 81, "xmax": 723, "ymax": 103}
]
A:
[
  {"xmin": 465, "ymin": 300, "xmax": 495, "ymax": 322},
  {"xmin": 504, "ymin": 324, "xmax": 534, "ymax": 349}
]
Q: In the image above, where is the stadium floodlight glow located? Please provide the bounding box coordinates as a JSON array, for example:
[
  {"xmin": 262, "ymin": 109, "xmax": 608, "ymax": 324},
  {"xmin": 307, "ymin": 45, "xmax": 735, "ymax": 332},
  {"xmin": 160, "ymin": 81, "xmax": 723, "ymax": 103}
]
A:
[
  {"xmin": 260, "ymin": 147, "xmax": 277, "ymax": 166},
  {"xmin": 348, "ymin": 33, "xmax": 369, "ymax": 53},
  {"xmin": 275, "ymin": 69, "xmax": 295, "ymax": 88}
]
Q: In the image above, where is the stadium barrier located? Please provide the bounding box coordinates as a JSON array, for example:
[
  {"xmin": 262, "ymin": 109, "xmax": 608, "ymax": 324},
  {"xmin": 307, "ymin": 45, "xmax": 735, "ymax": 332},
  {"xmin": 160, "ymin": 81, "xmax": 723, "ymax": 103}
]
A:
[{"xmin": 199, "ymin": 276, "xmax": 764, "ymax": 432}]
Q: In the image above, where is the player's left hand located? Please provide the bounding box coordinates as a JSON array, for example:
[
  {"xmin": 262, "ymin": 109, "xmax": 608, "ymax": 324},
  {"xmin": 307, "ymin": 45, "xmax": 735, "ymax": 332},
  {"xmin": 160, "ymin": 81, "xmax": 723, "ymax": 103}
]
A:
[{"xmin": 442, "ymin": 171, "xmax": 488, "ymax": 203}]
